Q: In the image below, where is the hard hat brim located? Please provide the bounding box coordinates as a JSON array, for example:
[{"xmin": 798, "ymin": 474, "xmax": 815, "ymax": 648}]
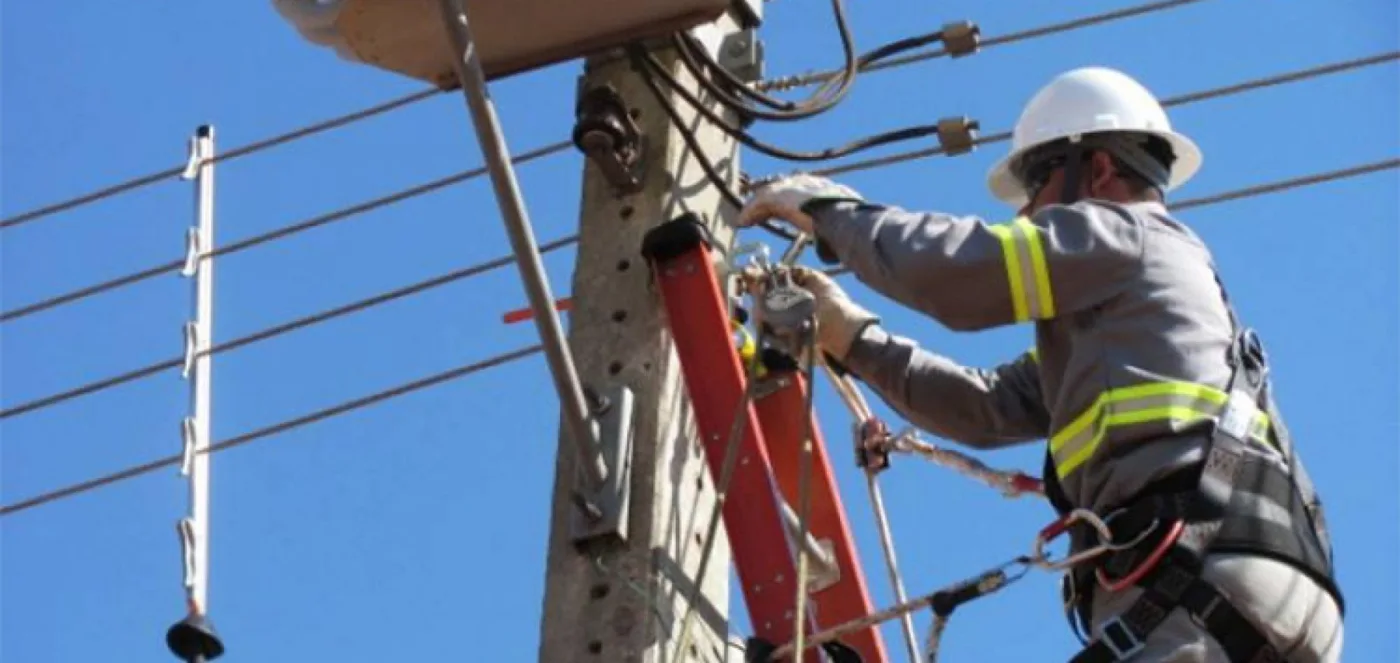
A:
[{"xmin": 986, "ymin": 129, "xmax": 1202, "ymax": 209}]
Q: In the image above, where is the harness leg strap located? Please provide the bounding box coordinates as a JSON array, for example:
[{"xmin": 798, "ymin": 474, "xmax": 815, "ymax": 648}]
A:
[{"xmin": 1069, "ymin": 552, "xmax": 1288, "ymax": 663}]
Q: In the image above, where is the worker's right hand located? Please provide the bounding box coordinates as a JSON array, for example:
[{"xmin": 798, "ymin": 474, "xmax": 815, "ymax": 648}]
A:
[{"xmin": 742, "ymin": 265, "xmax": 879, "ymax": 362}]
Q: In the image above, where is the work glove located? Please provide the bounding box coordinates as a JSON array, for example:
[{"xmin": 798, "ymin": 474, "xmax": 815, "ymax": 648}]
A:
[
  {"xmin": 740, "ymin": 264, "xmax": 878, "ymax": 363},
  {"xmin": 736, "ymin": 173, "xmax": 864, "ymax": 235}
]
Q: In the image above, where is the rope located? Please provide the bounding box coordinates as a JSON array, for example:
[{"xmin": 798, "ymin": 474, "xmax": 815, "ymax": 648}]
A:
[
  {"xmin": 0, "ymin": 345, "xmax": 544, "ymax": 517},
  {"xmin": 0, "ymin": 88, "xmax": 443, "ymax": 231},
  {"xmin": 0, "ymin": 140, "xmax": 572, "ymax": 324},
  {"xmin": 809, "ymin": 49, "xmax": 1399, "ymax": 179},
  {"xmin": 0, "ymin": 235, "xmax": 580, "ymax": 419},
  {"xmin": 755, "ymin": 0, "xmax": 1210, "ymax": 92}
]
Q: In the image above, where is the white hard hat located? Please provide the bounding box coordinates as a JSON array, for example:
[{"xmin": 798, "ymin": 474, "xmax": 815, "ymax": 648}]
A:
[{"xmin": 986, "ymin": 66, "xmax": 1202, "ymax": 208}]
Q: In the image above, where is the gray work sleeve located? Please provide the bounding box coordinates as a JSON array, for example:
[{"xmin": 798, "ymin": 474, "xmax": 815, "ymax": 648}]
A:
[
  {"xmin": 842, "ymin": 325, "xmax": 1050, "ymax": 449},
  {"xmin": 809, "ymin": 199, "xmax": 1146, "ymax": 331}
]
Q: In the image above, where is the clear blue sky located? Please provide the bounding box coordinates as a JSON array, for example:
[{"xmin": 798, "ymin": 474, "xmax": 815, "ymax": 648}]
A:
[{"xmin": 3, "ymin": 1, "xmax": 1396, "ymax": 661}]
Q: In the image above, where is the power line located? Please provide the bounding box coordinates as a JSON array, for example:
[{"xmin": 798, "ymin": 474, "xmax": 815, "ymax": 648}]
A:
[
  {"xmin": 0, "ymin": 235, "xmax": 580, "ymax": 419},
  {"xmin": 822, "ymin": 156, "xmax": 1399, "ymax": 277},
  {"xmin": 0, "ymin": 344, "xmax": 544, "ymax": 518},
  {"xmin": 756, "ymin": 0, "xmax": 1209, "ymax": 92},
  {"xmin": 10, "ymin": 49, "xmax": 1389, "ymax": 326},
  {"xmin": 0, "ymin": 88, "xmax": 444, "ymax": 231},
  {"xmin": 810, "ymin": 50, "xmax": 1400, "ymax": 178},
  {"xmin": 3, "ymin": 155, "xmax": 1394, "ymax": 518},
  {"xmin": 0, "ymin": 140, "xmax": 572, "ymax": 324}
]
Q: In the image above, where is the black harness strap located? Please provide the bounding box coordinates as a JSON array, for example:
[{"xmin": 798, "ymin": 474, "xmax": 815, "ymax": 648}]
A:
[{"xmin": 1070, "ymin": 549, "xmax": 1286, "ymax": 663}]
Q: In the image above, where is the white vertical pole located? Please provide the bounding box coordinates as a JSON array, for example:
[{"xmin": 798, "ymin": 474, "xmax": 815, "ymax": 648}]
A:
[{"xmin": 168, "ymin": 125, "xmax": 223, "ymax": 663}]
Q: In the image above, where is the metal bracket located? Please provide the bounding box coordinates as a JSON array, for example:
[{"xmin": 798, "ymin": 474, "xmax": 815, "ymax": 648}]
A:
[
  {"xmin": 777, "ymin": 498, "xmax": 841, "ymax": 593},
  {"xmin": 717, "ymin": 29, "xmax": 764, "ymax": 83},
  {"xmin": 570, "ymin": 383, "xmax": 636, "ymax": 545},
  {"xmin": 942, "ymin": 20, "xmax": 981, "ymax": 57},
  {"xmin": 572, "ymin": 84, "xmax": 645, "ymax": 195},
  {"xmin": 937, "ymin": 116, "xmax": 980, "ymax": 156}
]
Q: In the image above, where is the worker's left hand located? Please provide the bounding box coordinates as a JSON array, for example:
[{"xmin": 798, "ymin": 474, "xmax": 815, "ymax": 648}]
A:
[
  {"xmin": 735, "ymin": 173, "xmax": 864, "ymax": 235},
  {"xmin": 740, "ymin": 263, "xmax": 878, "ymax": 362}
]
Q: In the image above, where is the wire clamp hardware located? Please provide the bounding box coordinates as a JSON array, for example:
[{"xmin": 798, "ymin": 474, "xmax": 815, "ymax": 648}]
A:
[
  {"xmin": 180, "ymin": 417, "xmax": 198, "ymax": 476},
  {"xmin": 936, "ymin": 116, "xmax": 980, "ymax": 156},
  {"xmin": 181, "ymin": 227, "xmax": 202, "ymax": 278},
  {"xmin": 181, "ymin": 322, "xmax": 200, "ymax": 378},
  {"xmin": 942, "ymin": 20, "xmax": 982, "ymax": 57}
]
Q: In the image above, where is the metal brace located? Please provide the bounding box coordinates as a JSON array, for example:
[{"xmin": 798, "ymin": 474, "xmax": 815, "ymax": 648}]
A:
[
  {"xmin": 181, "ymin": 416, "xmax": 198, "ymax": 476},
  {"xmin": 569, "ymin": 383, "xmax": 636, "ymax": 545},
  {"xmin": 718, "ymin": 29, "xmax": 764, "ymax": 84},
  {"xmin": 937, "ymin": 116, "xmax": 980, "ymax": 156},
  {"xmin": 182, "ymin": 322, "xmax": 199, "ymax": 379},
  {"xmin": 572, "ymin": 84, "xmax": 644, "ymax": 195},
  {"xmin": 942, "ymin": 20, "xmax": 982, "ymax": 57},
  {"xmin": 181, "ymin": 226, "xmax": 202, "ymax": 277}
]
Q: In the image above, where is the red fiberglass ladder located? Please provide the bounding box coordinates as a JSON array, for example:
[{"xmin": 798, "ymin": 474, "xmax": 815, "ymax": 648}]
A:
[{"xmin": 640, "ymin": 213, "xmax": 888, "ymax": 663}]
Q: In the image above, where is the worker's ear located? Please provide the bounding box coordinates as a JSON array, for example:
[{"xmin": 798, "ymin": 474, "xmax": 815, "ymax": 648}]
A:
[{"xmin": 1086, "ymin": 151, "xmax": 1117, "ymax": 198}]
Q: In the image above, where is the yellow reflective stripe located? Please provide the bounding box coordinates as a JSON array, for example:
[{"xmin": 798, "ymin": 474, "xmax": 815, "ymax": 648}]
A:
[
  {"xmin": 1027, "ymin": 346, "xmax": 1039, "ymax": 362},
  {"xmin": 1049, "ymin": 382, "xmax": 1272, "ymax": 480},
  {"xmin": 988, "ymin": 224, "xmax": 1030, "ymax": 322},
  {"xmin": 990, "ymin": 218, "xmax": 1056, "ymax": 323},
  {"xmin": 1014, "ymin": 217, "xmax": 1057, "ymax": 319}
]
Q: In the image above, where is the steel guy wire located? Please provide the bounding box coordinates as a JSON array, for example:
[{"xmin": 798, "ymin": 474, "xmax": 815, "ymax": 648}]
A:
[
  {"xmin": 0, "ymin": 88, "xmax": 444, "ymax": 231},
  {"xmin": 756, "ymin": 0, "xmax": 1210, "ymax": 92},
  {"xmin": 0, "ymin": 344, "xmax": 545, "ymax": 517},
  {"xmin": 0, "ymin": 235, "xmax": 581, "ymax": 420},
  {"xmin": 809, "ymin": 50, "xmax": 1400, "ymax": 179},
  {"xmin": 0, "ymin": 140, "xmax": 573, "ymax": 324}
]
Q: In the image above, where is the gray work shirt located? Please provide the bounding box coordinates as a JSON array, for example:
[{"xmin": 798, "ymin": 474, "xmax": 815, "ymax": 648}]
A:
[{"xmin": 810, "ymin": 198, "xmax": 1273, "ymax": 517}]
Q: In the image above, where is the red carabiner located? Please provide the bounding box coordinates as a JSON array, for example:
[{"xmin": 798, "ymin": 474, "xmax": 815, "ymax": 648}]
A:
[{"xmin": 1095, "ymin": 519, "xmax": 1186, "ymax": 592}]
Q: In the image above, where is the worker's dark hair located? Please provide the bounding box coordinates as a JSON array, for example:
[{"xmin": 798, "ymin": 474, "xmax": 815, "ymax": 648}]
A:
[{"xmin": 1107, "ymin": 133, "xmax": 1175, "ymax": 202}]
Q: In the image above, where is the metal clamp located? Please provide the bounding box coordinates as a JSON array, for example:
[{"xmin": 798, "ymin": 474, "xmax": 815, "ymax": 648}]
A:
[
  {"xmin": 942, "ymin": 21, "xmax": 982, "ymax": 57},
  {"xmin": 936, "ymin": 116, "xmax": 979, "ymax": 156},
  {"xmin": 181, "ymin": 227, "xmax": 202, "ymax": 278},
  {"xmin": 181, "ymin": 416, "xmax": 198, "ymax": 477},
  {"xmin": 854, "ymin": 417, "xmax": 891, "ymax": 472},
  {"xmin": 182, "ymin": 322, "xmax": 199, "ymax": 378},
  {"xmin": 178, "ymin": 517, "xmax": 198, "ymax": 590}
]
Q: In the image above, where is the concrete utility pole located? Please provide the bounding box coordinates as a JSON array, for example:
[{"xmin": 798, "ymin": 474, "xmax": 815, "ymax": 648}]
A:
[{"xmin": 536, "ymin": 9, "xmax": 760, "ymax": 663}]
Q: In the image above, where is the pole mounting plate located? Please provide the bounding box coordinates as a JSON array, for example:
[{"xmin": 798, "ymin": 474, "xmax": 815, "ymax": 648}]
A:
[{"xmin": 571, "ymin": 383, "xmax": 636, "ymax": 545}]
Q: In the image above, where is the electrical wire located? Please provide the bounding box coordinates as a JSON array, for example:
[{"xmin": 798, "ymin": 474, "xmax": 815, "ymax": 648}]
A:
[
  {"xmin": 756, "ymin": 0, "xmax": 1211, "ymax": 92},
  {"xmin": 12, "ymin": 50, "xmax": 1386, "ymax": 326},
  {"xmin": 0, "ymin": 140, "xmax": 572, "ymax": 324},
  {"xmin": 669, "ymin": 11, "xmax": 952, "ymax": 123},
  {"xmin": 669, "ymin": 0, "xmax": 860, "ymax": 122},
  {"xmin": 635, "ymin": 47, "xmax": 951, "ymax": 164},
  {"xmin": 0, "ymin": 88, "xmax": 443, "ymax": 231},
  {"xmin": 0, "ymin": 235, "xmax": 581, "ymax": 420},
  {"xmin": 625, "ymin": 46, "xmax": 797, "ymax": 241},
  {"xmin": 809, "ymin": 49, "xmax": 1400, "ymax": 179},
  {"xmin": 0, "ymin": 344, "xmax": 544, "ymax": 517},
  {"xmin": 2, "ymin": 157, "xmax": 1393, "ymax": 518}
]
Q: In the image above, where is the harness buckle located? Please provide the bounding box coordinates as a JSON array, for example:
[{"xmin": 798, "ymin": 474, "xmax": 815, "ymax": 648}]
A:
[{"xmin": 1097, "ymin": 614, "xmax": 1147, "ymax": 661}]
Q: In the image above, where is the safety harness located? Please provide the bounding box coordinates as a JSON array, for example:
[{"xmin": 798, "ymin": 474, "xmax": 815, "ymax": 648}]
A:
[{"xmin": 1020, "ymin": 134, "xmax": 1346, "ymax": 661}]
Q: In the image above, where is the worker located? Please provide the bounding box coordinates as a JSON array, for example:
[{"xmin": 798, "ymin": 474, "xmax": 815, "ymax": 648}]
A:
[{"xmin": 734, "ymin": 67, "xmax": 1344, "ymax": 662}]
